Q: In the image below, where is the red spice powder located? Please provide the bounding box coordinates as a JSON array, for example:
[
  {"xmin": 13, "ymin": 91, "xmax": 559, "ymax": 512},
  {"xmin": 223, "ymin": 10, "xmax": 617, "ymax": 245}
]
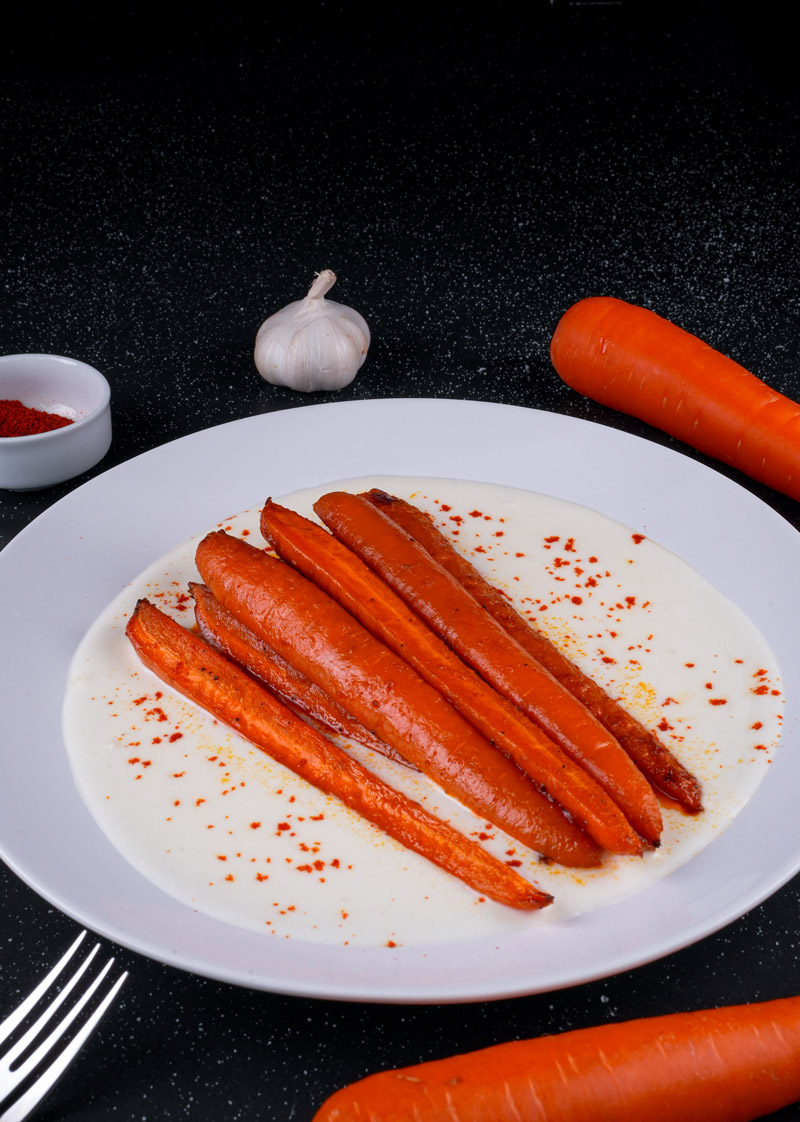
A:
[{"xmin": 0, "ymin": 399, "xmax": 74, "ymax": 437}]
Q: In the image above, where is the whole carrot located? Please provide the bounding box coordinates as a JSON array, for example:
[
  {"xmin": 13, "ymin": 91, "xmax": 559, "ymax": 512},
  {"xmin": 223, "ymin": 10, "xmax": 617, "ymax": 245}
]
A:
[
  {"xmin": 259, "ymin": 499, "xmax": 613, "ymax": 864},
  {"xmin": 195, "ymin": 530, "xmax": 597, "ymax": 861},
  {"xmin": 126, "ymin": 598, "xmax": 550, "ymax": 910},
  {"xmin": 312, "ymin": 996, "xmax": 800, "ymax": 1122},
  {"xmin": 313, "ymin": 492, "xmax": 662, "ymax": 847},
  {"xmin": 363, "ymin": 488, "xmax": 703, "ymax": 813},
  {"xmin": 190, "ymin": 581, "xmax": 410, "ymax": 767},
  {"xmin": 550, "ymin": 295, "xmax": 800, "ymax": 503}
]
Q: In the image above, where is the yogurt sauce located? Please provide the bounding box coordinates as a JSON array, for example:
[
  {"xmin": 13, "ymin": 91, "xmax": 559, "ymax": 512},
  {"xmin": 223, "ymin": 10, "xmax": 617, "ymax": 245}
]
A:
[{"xmin": 62, "ymin": 476, "xmax": 783, "ymax": 947}]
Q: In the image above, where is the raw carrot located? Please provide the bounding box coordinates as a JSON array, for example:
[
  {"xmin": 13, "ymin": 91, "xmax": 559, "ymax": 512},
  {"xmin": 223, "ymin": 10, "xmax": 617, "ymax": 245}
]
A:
[
  {"xmin": 363, "ymin": 488, "xmax": 703, "ymax": 813},
  {"xmin": 550, "ymin": 295, "xmax": 800, "ymax": 503},
  {"xmin": 312, "ymin": 995, "xmax": 800, "ymax": 1122},
  {"xmin": 259, "ymin": 498, "xmax": 613, "ymax": 864},
  {"xmin": 195, "ymin": 530, "xmax": 607, "ymax": 861},
  {"xmin": 126, "ymin": 598, "xmax": 550, "ymax": 910},
  {"xmin": 313, "ymin": 492, "xmax": 662, "ymax": 847},
  {"xmin": 190, "ymin": 581, "xmax": 411, "ymax": 767}
]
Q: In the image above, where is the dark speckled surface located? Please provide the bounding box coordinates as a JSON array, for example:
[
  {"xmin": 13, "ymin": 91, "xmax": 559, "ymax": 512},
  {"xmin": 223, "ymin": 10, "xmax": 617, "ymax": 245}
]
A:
[{"xmin": 2, "ymin": 3, "xmax": 800, "ymax": 1119}]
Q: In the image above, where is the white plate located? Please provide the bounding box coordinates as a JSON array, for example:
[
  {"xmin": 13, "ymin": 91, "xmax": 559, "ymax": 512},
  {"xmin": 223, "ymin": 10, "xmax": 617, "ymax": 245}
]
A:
[{"xmin": 2, "ymin": 399, "xmax": 799, "ymax": 1003}]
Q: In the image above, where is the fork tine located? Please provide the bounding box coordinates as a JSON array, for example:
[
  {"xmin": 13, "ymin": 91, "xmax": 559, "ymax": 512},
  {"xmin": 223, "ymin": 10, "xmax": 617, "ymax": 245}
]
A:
[
  {"xmin": 0, "ymin": 970, "xmax": 128, "ymax": 1122},
  {"xmin": 2, "ymin": 955, "xmax": 111, "ymax": 1081},
  {"xmin": 0, "ymin": 946, "xmax": 101, "ymax": 1077},
  {"xmin": 0, "ymin": 932, "xmax": 87, "ymax": 1048}
]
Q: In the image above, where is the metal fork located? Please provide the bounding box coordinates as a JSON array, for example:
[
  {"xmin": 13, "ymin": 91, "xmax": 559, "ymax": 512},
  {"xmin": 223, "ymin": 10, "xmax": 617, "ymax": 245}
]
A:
[{"xmin": 0, "ymin": 930, "xmax": 128, "ymax": 1122}]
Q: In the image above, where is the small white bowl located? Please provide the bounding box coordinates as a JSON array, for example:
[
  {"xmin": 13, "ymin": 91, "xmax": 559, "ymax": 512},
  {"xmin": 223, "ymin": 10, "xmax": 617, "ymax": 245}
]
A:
[{"xmin": 0, "ymin": 354, "xmax": 112, "ymax": 490}]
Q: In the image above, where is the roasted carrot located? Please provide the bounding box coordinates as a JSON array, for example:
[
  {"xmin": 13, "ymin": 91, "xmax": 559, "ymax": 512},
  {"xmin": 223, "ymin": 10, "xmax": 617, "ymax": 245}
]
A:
[
  {"xmin": 550, "ymin": 295, "xmax": 800, "ymax": 503},
  {"xmin": 126, "ymin": 598, "xmax": 550, "ymax": 910},
  {"xmin": 190, "ymin": 581, "xmax": 410, "ymax": 767},
  {"xmin": 195, "ymin": 530, "xmax": 608, "ymax": 861},
  {"xmin": 363, "ymin": 488, "xmax": 703, "ymax": 813},
  {"xmin": 313, "ymin": 492, "xmax": 662, "ymax": 847},
  {"xmin": 312, "ymin": 995, "xmax": 800, "ymax": 1122},
  {"xmin": 259, "ymin": 499, "xmax": 621, "ymax": 862}
]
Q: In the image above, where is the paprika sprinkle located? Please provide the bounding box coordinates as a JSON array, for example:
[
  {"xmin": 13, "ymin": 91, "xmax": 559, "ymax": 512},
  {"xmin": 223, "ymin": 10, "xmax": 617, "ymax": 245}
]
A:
[{"xmin": 0, "ymin": 399, "xmax": 74, "ymax": 437}]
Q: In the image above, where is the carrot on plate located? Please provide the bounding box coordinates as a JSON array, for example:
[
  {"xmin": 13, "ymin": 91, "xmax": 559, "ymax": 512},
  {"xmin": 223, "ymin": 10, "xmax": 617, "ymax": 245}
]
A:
[
  {"xmin": 362, "ymin": 487, "xmax": 702, "ymax": 813},
  {"xmin": 550, "ymin": 295, "xmax": 800, "ymax": 504},
  {"xmin": 190, "ymin": 581, "xmax": 411, "ymax": 767},
  {"xmin": 126, "ymin": 598, "xmax": 550, "ymax": 911},
  {"xmin": 313, "ymin": 491, "xmax": 662, "ymax": 848},
  {"xmin": 195, "ymin": 529, "xmax": 610, "ymax": 863},
  {"xmin": 312, "ymin": 995, "xmax": 800, "ymax": 1122},
  {"xmin": 259, "ymin": 498, "xmax": 623, "ymax": 861}
]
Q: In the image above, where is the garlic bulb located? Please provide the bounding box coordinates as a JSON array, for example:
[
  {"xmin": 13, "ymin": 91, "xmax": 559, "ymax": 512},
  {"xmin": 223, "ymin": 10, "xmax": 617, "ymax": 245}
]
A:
[{"xmin": 254, "ymin": 270, "xmax": 370, "ymax": 392}]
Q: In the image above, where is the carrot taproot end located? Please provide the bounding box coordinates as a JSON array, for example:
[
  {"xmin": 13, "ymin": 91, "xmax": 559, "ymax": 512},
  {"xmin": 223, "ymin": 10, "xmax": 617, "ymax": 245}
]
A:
[{"xmin": 125, "ymin": 598, "xmax": 551, "ymax": 911}]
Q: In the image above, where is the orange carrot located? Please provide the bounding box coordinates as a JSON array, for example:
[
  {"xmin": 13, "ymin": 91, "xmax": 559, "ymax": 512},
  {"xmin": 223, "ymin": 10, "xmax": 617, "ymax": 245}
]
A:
[
  {"xmin": 363, "ymin": 488, "xmax": 703, "ymax": 813},
  {"xmin": 313, "ymin": 492, "xmax": 662, "ymax": 847},
  {"xmin": 312, "ymin": 996, "xmax": 800, "ymax": 1122},
  {"xmin": 550, "ymin": 295, "xmax": 800, "ymax": 503},
  {"xmin": 259, "ymin": 498, "xmax": 616, "ymax": 864},
  {"xmin": 126, "ymin": 598, "xmax": 550, "ymax": 910},
  {"xmin": 190, "ymin": 581, "xmax": 411, "ymax": 767},
  {"xmin": 195, "ymin": 530, "xmax": 608, "ymax": 861}
]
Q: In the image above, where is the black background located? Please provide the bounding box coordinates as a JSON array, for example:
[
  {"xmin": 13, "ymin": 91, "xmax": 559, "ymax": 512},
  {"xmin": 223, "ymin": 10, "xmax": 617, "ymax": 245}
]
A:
[{"xmin": 2, "ymin": 3, "xmax": 800, "ymax": 1118}]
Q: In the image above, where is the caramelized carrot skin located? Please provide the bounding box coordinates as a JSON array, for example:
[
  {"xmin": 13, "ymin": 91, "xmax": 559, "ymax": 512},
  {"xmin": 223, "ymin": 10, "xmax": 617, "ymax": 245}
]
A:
[
  {"xmin": 190, "ymin": 581, "xmax": 410, "ymax": 766},
  {"xmin": 550, "ymin": 295, "xmax": 800, "ymax": 503},
  {"xmin": 313, "ymin": 492, "xmax": 659, "ymax": 849},
  {"xmin": 126, "ymin": 598, "xmax": 550, "ymax": 910},
  {"xmin": 194, "ymin": 530, "xmax": 585, "ymax": 863},
  {"xmin": 313, "ymin": 996, "xmax": 800, "ymax": 1122},
  {"xmin": 365, "ymin": 488, "xmax": 703, "ymax": 813},
  {"xmin": 259, "ymin": 499, "xmax": 602, "ymax": 867}
]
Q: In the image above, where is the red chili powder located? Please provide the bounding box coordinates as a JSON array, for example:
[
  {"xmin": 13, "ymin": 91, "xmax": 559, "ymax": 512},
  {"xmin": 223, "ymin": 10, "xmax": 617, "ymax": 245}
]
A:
[{"xmin": 0, "ymin": 399, "xmax": 74, "ymax": 437}]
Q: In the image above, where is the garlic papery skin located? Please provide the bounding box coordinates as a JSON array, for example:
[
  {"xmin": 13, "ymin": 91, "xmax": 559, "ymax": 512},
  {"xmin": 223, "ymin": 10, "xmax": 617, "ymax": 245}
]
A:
[{"xmin": 254, "ymin": 270, "xmax": 370, "ymax": 392}]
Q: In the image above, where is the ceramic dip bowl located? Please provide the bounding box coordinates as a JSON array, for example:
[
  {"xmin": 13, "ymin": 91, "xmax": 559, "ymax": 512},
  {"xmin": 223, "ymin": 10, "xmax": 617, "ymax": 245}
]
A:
[{"xmin": 0, "ymin": 354, "xmax": 112, "ymax": 490}]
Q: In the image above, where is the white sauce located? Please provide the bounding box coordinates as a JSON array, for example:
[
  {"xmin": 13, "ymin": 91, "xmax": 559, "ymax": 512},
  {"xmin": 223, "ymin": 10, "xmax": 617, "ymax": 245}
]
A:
[{"xmin": 62, "ymin": 477, "xmax": 783, "ymax": 947}]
